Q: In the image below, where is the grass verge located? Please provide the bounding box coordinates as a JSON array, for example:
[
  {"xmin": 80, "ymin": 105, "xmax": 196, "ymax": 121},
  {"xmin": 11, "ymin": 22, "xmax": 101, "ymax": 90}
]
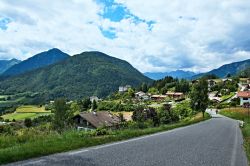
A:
[
  {"xmin": 0, "ymin": 113, "xmax": 210, "ymax": 164},
  {"xmin": 220, "ymin": 107, "xmax": 250, "ymax": 165}
]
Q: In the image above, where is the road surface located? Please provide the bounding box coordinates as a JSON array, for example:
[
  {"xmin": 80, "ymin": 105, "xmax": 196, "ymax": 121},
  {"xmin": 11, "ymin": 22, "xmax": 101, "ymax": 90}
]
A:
[{"xmin": 6, "ymin": 113, "xmax": 248, "ymax": 166}]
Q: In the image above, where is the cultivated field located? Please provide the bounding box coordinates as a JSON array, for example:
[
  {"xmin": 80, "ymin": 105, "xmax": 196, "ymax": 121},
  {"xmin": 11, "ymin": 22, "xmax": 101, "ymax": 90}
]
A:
[{"xmin": 1, "ymin": 105, "xmax": 51, "ymax": 121}]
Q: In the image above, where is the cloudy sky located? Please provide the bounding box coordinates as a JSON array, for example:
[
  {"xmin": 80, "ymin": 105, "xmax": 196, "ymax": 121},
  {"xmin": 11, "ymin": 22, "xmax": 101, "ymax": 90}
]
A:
[{"xmin": 0, "ymin": 0, "xmax": 250, "ymax": 73}]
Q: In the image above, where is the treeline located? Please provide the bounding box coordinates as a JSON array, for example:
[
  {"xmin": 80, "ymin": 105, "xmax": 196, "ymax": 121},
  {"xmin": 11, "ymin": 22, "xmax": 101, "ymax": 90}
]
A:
[{"xmin": 138, "ymin": 76, "xmax": 190, "ymax": 94}]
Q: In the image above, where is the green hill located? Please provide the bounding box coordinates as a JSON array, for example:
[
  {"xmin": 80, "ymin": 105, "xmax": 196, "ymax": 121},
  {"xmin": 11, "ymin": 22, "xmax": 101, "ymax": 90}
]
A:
[
  {"xmin": 0, "ymin": 51, "xmax": 152, "ymax": 101},
  {"xmin": 192, "ymin": 59, "xmax": 250, "ymax": 79}
]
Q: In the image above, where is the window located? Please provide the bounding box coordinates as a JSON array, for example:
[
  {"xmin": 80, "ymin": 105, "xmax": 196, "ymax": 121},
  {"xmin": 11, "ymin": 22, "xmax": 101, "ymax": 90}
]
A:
[{"xmin": 243, "ymin": 98, "xmax": 249, "ymax": 100}]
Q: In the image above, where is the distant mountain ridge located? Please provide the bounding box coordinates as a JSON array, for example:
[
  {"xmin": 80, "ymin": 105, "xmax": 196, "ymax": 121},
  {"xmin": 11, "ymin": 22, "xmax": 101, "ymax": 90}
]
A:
[
  {"xmin": 144, "ymin": 70, "xmax": 196, "ymax": 80},
  {"xmin": 192, "ymin": 59, "xmax": 250, "ymax": 79},
  {"xmin": 0, "ymin": 59, "xmax": 21, "ymax": 74},
  {"xmin": 1, "ymin": 48, "xmax": 70, "ymax": 77},
  {"xmin": 0, "ymin": 51, "xmax": 152, "ymax": 100}
]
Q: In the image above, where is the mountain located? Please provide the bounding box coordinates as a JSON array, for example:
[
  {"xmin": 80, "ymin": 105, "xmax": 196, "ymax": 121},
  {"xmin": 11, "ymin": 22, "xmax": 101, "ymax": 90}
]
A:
[
  {"xmin": 0, "ymin": 59, "xmax": 21, "ymax": 74},
  {"xmin": 144, "ymin": 70, "xmax": 196, "ymax": 80},
  {"xmin": 0, "ymin": 51, "xmax": 152, "ymax": 101},
  {"xmin": 1, "ymin": 48, "xmax": 70, "ymax": 77},
  {"xmin": 238, "ymin": 67, "xmax": 250, "ymax": 78},
  {"xmin": 192, "ymin": 59, "xmax": 250, "ymax": 79}
]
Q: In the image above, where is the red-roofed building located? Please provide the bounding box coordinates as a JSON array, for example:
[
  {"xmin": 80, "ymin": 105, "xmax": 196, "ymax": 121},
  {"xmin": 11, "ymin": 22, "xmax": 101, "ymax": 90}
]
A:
[{"xmin": 237, "ymin": 91, "xmax": 250, "ymax": 106}]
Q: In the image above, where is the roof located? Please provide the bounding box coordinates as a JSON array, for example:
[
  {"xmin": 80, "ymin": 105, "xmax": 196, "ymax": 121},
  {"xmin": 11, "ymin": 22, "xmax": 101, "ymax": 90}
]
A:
[
  {"xmin": 76, "ymin": 111, "xmax": 120, "ymax": 128},
  {"xmin": 166, "ymin": 92, "xmax": 184, "ymax": 96},
  {"xmin": 237, "ymin": 91, "xmax": 250, "ymax": 98},
  {"xmin": 151, "ymin": 95, "xmax": 167, "ymax": 98}
]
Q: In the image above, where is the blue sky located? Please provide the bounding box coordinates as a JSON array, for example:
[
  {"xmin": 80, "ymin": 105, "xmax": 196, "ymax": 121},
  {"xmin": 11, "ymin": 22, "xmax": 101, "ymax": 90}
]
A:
[{"xmin": 0, "ymin": 0, "xmax": 250, "ymax": 73}]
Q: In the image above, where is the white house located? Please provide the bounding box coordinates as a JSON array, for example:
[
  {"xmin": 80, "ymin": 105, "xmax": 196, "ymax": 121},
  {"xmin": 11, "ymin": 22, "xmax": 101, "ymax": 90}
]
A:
[
  {"xmin": 90, "ymin": 96, "xmax": 99, "ymax": 103},
  {"xmin": 237, "ymin": 91, "xmax": 250, "ymax": 106},
  {"xmin": 118, "ymin": 85, "xmax": 131, "ymax": 93}
]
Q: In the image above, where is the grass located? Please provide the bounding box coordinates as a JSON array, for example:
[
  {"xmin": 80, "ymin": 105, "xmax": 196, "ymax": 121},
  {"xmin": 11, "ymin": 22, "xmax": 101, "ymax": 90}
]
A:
[
  {"xmin": 15, "ymin": 105, "xmax": 49, "ymax": 113},
  {"xmin": 1, "ymin": 105, "xmax": 51, "ymax": 121},
  {"xmin": 0, "ymin": 113, "xmax": 210, "ymax": 164},
  {"xmin": 220, "ymin": 107, "xmax": 250, "ymax": 165},
  {"xmin": 1, "ymin": 112, "xmax": 51, "ymax": 121},
  {"xmin": 221, "ymin": 92, "xmax": 235, "ymax": 101}
]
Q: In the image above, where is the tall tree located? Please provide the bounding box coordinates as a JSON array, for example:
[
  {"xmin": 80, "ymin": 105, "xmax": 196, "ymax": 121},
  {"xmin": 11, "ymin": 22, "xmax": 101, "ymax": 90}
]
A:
[
  {"xmin": 92, "ymin": 100, "xmax": 98, "ymax": 110},
  {"xmin": 190, "ymin": 78, "xmax": 209, "ymax": 118},
  {"xmin": 52, "ymin": 98, "xmax": 73, "ymax": 131}
]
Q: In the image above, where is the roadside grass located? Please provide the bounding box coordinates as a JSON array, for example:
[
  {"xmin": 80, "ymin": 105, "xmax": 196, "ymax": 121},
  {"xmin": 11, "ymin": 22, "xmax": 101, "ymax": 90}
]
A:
[
  {"xmin": 0, "ymin": 113, "xmax": 210, "ymax": 164},
  {"xmin": 220, "ymin": 107, "xmax": 250, "ymax": 165}
]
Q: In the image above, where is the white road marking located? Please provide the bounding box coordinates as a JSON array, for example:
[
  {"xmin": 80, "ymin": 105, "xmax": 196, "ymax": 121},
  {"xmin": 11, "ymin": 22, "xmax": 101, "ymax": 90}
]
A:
[
  {"xmin": 231, "ymin": 123, "xmax": 238, "ymax": 166},
  {"xmin": 21, "ymin": 159, "xmax": 45, "ymax": 166},
  {"xmin": 68, "ymin": 150, "xmax": 89, "ymax": 155}
]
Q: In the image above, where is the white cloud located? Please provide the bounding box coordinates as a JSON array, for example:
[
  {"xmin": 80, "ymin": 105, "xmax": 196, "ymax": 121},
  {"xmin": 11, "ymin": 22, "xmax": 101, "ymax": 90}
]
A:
[{"xmin": 0, "ymin": 0, "xmax": 250, "ymax": 73}]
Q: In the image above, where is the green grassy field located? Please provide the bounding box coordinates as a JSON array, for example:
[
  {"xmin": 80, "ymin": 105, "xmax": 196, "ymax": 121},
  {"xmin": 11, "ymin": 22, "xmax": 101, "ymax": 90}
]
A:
[
  {"xmin": 1, "ymin": 105, "xmax": 51, "ymax": 121},
  {"xmin": 0, "ymin": 113, "xmax": 210, "ymax": 164},
  {"xmin": 221, "ymin": 92, "xmax": 235, "ymax": 101},
  {"xmin": 15, "ymin": 105, "xmax": 49, "ymax": 113},
  {"xmin": 220, "ymin": 107, "xmax": 250, "ymax": 165}
]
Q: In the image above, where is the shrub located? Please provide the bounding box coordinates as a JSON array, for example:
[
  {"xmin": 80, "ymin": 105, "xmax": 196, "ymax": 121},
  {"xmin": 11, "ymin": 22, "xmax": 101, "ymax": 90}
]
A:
[
  {"xmin": 92, "ymin": 128, "xmax": 110, "ymax": 136},
  {"xmin": 24, "ymin": 118, "xmax": 32, "ymax": 128}
]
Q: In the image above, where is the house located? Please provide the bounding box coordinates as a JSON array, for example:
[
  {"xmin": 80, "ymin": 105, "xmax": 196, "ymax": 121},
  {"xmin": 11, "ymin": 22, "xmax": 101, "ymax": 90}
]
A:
[
  {"xmin": 241, "ymin": 84, "xmax": 250, "ymax": 91},
  {"xmin": 90, "ymin": 96, "xmax": 99, "ymax": 103},
  {"xmin": 165, "ymin": 92, "xmax": 185, "ymax": 100},
  {"xmin": 151, "ymin": 95, "xmax": 167, "ymax": 101},
  {"xmin": 239, "ymin": 78, "xmax": 250, "ymax": 85},
  {"xmin": 135, "ymin": 91, "xmax": 151, "ymax": 100},
  {"xmin": 135, "ymin": 91, "xmax": 146, "ymax": 97},
  {"xmin": 207, "ymin": 79, "xmax": 217, "ymax": 88},
  {"xmin": 73, "ymin": 111, "xmax": 120, "ymax": 129},
  {"xmin": 119, "ymin": 85, "xmax": 131, "ymax": 93},
  {"xmin": 237, "ymin": 91, "xmax": 250, "ymax": 106}
]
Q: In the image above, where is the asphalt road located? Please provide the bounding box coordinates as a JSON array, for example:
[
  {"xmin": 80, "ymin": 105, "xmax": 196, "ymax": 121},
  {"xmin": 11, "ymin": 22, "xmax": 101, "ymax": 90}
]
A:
[{"xmin": 6, "ymin": 115, "xmax": 248, "ymax": 166}]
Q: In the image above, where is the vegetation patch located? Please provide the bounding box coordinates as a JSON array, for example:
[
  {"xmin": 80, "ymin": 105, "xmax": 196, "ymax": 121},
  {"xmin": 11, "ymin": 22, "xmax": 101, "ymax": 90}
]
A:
[{"xmin": 15, "ymin": 105, "xmax": 49, "ymax": 113}]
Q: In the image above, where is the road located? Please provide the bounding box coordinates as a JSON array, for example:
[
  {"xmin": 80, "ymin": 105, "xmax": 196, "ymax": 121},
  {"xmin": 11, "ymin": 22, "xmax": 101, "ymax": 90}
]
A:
[{"xmin": 6, "ymin": 114, "xmax": 248, "ymax": 166}]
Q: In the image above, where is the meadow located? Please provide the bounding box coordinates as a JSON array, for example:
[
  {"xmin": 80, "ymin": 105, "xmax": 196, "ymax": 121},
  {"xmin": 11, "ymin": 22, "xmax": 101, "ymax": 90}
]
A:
[{"xmin": 1, "ymin": 105, "xmax": 51, "ymax": 121}]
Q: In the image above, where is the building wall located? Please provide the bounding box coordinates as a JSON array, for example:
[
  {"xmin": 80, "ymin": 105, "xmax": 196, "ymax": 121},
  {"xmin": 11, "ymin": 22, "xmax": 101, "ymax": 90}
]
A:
[{"xmin": 240, "ymin": 97, "xmax": 250, "ymax": 106}]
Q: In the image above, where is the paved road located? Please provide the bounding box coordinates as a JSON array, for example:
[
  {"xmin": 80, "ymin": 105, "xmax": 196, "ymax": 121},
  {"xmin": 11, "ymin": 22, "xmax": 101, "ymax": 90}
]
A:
[{"xmin": 6, "ymin": 116, "xmax": 248, "ymax": 166}]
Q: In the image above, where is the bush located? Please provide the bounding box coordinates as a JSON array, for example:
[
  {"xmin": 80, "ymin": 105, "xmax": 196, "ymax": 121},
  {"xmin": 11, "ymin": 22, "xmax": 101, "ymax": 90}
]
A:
[
  {"xmin": 24, "ymin": 118, "xmax": 32, "ymax": 128},
  {"xmin": 92, "ymin": 128, "xmax": 110, "ymax": 136}
]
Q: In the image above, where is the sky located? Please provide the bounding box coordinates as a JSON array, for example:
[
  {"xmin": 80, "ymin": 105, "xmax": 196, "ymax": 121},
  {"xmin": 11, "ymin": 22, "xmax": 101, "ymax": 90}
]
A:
[{"xmin": 0, "ymin": 0, "xmax": 250, "ymax": 73}]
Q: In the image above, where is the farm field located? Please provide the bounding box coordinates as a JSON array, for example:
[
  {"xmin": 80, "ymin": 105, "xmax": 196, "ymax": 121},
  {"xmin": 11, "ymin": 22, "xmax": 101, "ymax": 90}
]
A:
[
  {"xmin": 15, "ymin": 105, "xmax": 50, "ymax": 113},
  {"xmin": 1, "ymin": 105, "xmax": 51, "ymax": 121}
]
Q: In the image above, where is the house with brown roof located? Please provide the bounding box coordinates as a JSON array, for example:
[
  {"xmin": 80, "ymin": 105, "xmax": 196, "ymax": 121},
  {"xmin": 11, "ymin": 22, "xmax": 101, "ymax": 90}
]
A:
[
  {"xmin": 151, "ymin": 95, "xmax": 167, "ymax": 101},
  {"xmin": 166, "ymin": 92, "xmax": 185, "ymax": 101},
  {"xmin": 237, "ymin": 91, "xmax": 250, "ymax": 106},
  {"xmin": 73, "ymin": 111, "xmax": 120, "ymax": 129}
]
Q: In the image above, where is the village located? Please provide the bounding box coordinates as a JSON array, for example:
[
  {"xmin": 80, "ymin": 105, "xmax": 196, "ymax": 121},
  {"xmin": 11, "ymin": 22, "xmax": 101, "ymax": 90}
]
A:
[{"xmin": 1, "ymin": 76, "xmax": 249, "ymax": 131}]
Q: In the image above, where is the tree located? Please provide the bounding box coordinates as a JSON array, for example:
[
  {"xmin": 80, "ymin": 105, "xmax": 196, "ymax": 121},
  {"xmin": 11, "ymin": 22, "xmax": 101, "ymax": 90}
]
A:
[
  {"xmin": 24, "ymin": 118, "xmax": 32, "ymax": 127},
  {"xmin": 52, "ymin": 98, "xmax": 73, "ymax": 131},
  {"xmin": 78, "ymin": 98, "xmax": 91, "ymax": 111},
  {"xmin": 92, "ymin": 100, "xmax": 98, "ymax": 110},
  {"xmin": 190, "ymin": 78, "xmax": 209, "ymax": 118},
  {"xmin": 127, "ymin": 88, "xmax": 135, "ymax": 98},
  {"xmin": 141, "ymin": 83, "xmax": 148, "ymax": 93},
  {"xmin": 148, "ymin": 87, "xmax": 158, "ymax": 94}
]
